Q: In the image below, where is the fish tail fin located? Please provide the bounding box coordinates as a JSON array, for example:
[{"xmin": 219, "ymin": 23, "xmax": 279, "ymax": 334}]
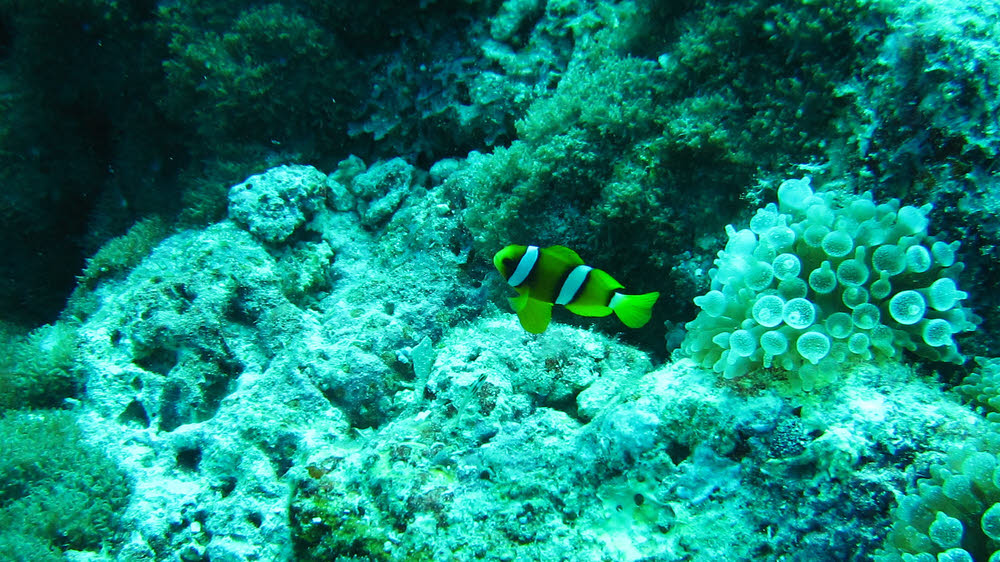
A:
[{"xmin": 611, "ymin": 292, "xmax": 660, "ymax": 329}]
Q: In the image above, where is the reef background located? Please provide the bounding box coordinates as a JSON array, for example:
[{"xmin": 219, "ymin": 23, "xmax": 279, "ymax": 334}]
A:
[{"xmin": 2, "ymin": 0, "xmax": 1000, "ymax": 560}]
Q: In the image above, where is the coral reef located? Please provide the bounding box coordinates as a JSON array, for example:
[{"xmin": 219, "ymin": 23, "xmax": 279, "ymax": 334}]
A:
[
  {"xmin": 227, "ymin": 165, "xmax": 328, "ymax": 244},
  {"xmin": 67, "ymin": 158, "xmax": 484, "ymax": 558},
  {"xmin": 958, "ymin": 358, "xmax": 1000, "ymax": 422},
  {"xmin": 289, "ymin": 321, "xmax": 980, "ymax": 561},
  {"xmin": 0, "ymin": 410, "xmax": 130, "ymax": 560},
  {"xmin": 0, "ymin": 321, "xmax": 81, "ymax": 411},
  {"xmin": 78, "ymin": 216, "xmax": 170, "ymax": 289},
  {"xmin": 877, "ymin": 430, "xmax": 1000, "ymax": 561},
  {"xmin": 2, "ymin": 0, "xmax": 1000, "ymax": 560},
  {"xmin": 39, "ymin": 158, "xmax": 985, "ymax": 560}
]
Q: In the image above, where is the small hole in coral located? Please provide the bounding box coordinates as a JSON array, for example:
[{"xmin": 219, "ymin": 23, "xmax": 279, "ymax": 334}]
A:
[
  {"xmin": 176, "ymin": 447, "xmax": 202, "ymax": 471},
  {"xmin": 218, "ymin": 477, "xmax": 237, "ymax": 498},
  {"xmin": 118, "ymin": 399, "xmax": 150, "ymax": 428}
]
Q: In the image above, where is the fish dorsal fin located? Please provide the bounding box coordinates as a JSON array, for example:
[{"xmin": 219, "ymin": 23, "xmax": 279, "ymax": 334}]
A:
[
  {"xmin": 544, "ymin": 245, "xmax": 585, "ymax": 266},
  {"xmin": 587, "ymin": 268, "xmax": 625, "ymax": 292}
]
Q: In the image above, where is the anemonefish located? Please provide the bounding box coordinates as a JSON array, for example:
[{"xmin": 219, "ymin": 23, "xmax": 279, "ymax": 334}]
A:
[{"xmin": 493, "ymin": 244, "xmax": 660, "ymax": 334}]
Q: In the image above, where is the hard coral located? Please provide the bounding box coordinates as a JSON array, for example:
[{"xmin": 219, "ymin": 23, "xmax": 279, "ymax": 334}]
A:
[{"xmin": 228, "ymin": 165, "xmax": 327, "ymax": 244}]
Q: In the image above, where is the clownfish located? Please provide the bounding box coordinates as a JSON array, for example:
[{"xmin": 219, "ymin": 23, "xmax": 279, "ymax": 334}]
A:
[{"xmin": 493, "ymin": 244, "xmax": 660, "ymax": 334}]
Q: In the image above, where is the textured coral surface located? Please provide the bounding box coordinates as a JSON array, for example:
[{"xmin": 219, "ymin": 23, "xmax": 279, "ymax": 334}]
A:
[{"xmin": 2, "ymin": 1, "xmax": 1000, "ymax": 561}]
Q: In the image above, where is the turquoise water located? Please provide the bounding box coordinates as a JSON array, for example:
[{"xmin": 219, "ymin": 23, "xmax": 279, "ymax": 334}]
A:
[{"xmin": 1, "ymin": 1, "xmax": 999, "ymax": 560}]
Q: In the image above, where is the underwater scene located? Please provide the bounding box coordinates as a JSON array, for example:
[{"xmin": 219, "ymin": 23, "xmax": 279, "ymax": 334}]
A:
[{"xmin": 3, "ymin": 0, "xmax": 1000, "ymax": 560}]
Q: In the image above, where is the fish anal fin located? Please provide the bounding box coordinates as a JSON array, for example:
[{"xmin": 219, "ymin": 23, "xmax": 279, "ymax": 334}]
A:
[{"xmin": 565, "ymin": 302, "xmax": 614, "ymax": 318}]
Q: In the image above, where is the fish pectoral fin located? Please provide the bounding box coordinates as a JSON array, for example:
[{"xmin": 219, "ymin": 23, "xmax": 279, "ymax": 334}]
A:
[{"xmin": 514, "ymin": 297, "xmax": 553, "ymax": 334}]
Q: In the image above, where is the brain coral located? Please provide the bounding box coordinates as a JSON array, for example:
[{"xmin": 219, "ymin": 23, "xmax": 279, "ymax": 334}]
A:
[{"xmin": 682, "ymin": 177, "xmax": 979, "ymax": 389}]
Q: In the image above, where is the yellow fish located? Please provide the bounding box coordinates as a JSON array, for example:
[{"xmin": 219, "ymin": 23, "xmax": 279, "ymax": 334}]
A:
[{"xmin": 493, "ymin": 244, "xmax": 660, "ymax": 334}]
